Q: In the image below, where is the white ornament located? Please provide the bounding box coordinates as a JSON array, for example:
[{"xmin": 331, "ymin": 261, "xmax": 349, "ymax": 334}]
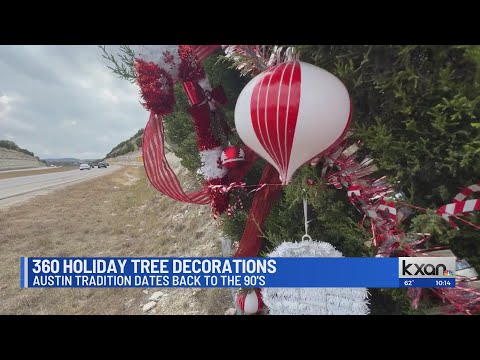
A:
[
  {"xmin": 243, "ymin": 291, "xmax": 261, "ymax": 315},
  {"xmin": 262, "ymin": 239, "xmax": 370, "ymax": 315},
  {"xmin": 234, "ymin": 61, "xmax": 351, "ymax": 184}
]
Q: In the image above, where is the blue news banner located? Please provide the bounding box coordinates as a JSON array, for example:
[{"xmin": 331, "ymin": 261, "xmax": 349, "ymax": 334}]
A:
[{"xmin": 20, "ymin": 257, "xmax": 456, "ymax": 289}]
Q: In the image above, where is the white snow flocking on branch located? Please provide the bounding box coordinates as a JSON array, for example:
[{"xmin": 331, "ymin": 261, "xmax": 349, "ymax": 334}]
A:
[
  {"xmin": 133, "ymin": 45, "xmax": 182, "ymax": 82},
  {"xmin": 199, "ymin": 147, "xmax": 227, "ymax": 180},
  {"xmin": 262, "ymin": 239, "xmax": 370, "ymax": 315}
]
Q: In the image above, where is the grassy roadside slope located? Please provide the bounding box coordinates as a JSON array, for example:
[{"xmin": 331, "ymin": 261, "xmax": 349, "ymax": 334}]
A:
[{"xmin": 0, "ymin": 165, "xmax": 231, "ymax": 314}]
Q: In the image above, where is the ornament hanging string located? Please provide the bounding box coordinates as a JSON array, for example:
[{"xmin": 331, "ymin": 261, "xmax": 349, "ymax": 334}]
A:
[{"xmin": 302, "ymin": 191, "xmax": 312, "ymax": 241}]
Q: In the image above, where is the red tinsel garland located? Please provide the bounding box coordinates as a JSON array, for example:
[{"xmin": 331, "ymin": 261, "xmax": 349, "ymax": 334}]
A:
[
  {"xmin": 178, "ymin": 45, "xmax": 205, "ymax": 82},
  {"xmin": 135, "ymin": 46, "xmax": 206, "ymax": 116},
  {"xmin": 135, "ymin": 59, "xmax": 175, "ymax": 116},
  {"xmin": 319, "ymin": 134, "xmax": 480, "ymax": 314}
]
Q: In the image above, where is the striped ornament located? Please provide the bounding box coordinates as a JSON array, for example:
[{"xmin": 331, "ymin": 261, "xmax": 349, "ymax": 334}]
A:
[
  {"xmin": 237, "ymin": 289, "xmax": 263, "ymax": 315},
  {"xmin": 235, "ymin": 61, "xmax": 351, "ymax": 185}
]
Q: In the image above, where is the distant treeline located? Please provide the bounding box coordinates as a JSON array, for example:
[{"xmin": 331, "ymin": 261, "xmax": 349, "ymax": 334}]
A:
[
  {"xmin": 0, "ymin": 140, "xmax": 35, "ymax": 157},
  {"xmin": 105, "ymin": 128, "xmax": 143, "ymax": 158}
]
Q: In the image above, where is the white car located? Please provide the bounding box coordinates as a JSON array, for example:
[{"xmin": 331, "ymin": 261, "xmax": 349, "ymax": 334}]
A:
[{"xmin": 79, "ymin": 163, "xmax": 91, "ymax": 170}]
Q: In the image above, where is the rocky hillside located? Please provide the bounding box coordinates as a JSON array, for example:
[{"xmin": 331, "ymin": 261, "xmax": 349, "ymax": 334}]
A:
[
  {"xmin": 105, "ymin": 129, "xmax": 144, "ymax": 159},
  {"xmin": 0, "ymin": 145, "xmax": 45, "ymax": 171},
  {"xmin": 107, "ymin": 150, "xmax": 143, "ymax": 166}
]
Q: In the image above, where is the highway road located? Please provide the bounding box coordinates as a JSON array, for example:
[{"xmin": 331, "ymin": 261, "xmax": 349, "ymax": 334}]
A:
[{"xmin": 0, "ymin": 165, "xmax": 121, "ymax": 208}]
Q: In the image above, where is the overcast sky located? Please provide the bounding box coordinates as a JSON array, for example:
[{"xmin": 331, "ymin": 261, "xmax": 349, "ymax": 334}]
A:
[{"xmin": 0, "ymin": 45, "xmax": 147, "ymax": 159}]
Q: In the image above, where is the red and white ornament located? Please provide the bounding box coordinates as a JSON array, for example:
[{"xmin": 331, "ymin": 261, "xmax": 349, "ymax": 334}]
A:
[
  {"xmin": 221, "ymin": 146, "xmax": 245, "ymax": 170},
  {"xmin": 235, "ymin": 61, "xmax": 351, "ymax": 184},
  {"xmin": 237, "ymin": 289, "xmax": 263, "ymax": 315}
]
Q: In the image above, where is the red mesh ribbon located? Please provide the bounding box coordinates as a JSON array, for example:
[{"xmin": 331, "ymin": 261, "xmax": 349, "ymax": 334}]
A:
[
  {"xmin": 234, "ymin": 164, "xmax": 283, "ymax": 257},
  {"xmin": 183, "ymin": 82, "xmax": 205, "ymax": 106},
  {"xmin": 142, "ymin": 111, "xmax": 210, "ymax": 204},
  {"xmin": 188, "ymin": 102, "xmax": 222, "ymax": 151},
  {"xmin": 183, "ymin": 81, "xmax": 231, "ymax": 143},
  {"xmin": 183, "ymin": 81, "xmax": 228, "ymax": 107},
  {"xmin": 210, "ymin": 86, "xmax": 228, "ymax": 105},
  {"xmin": 190, "ymin": 45, "xmax": 222, "ymax": 62}
]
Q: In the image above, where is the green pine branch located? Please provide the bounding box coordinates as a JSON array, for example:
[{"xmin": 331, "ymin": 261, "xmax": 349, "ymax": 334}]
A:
[{"xmin": 99, "ymin": 45, "xmax": 137, "ymax": 83}]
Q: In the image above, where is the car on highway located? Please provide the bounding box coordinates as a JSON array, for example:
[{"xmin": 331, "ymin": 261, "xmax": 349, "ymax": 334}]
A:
[
  {"xmin": 104, "ymin": 162, "xmax": 110, "ymax": 167},
  {"xmin": 97, "ymin": 162, "xmax": 107, "ymax": 168},
  {"xmin": 79, "ymin": 163, "xmax": 91, "ymax": 170}
]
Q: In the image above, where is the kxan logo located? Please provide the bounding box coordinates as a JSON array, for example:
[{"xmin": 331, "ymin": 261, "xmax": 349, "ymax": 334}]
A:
[{"xmin": 398, "ymin": 257, "xmax": 456, "ymax": 278}]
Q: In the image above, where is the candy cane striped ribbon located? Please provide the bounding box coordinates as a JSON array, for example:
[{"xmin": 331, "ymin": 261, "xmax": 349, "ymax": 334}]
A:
[
  {"xmin": 452, "ymin": 183, "xmax": 480, "ymax": 203},
  {"xmin": 452, "ymin": 182, "xmax": 480, "ymax": 219},
  {"xmin": 142, "ymin": 111, "xmax": 211, "ymax": 204},
  {"xmin": 436, "ymin": 199, "xmax": 480, "ymax": 230}
]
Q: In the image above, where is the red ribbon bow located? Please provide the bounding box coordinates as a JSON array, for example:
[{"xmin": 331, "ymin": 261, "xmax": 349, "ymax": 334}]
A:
[{"xmin": 182, "ymin": 82, "xmax": 228, "ymax": 107}]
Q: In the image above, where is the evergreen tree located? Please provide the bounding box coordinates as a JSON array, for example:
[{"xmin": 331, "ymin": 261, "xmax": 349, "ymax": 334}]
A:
[{"xmin": 161, "ymin": 46, "xmax": 480, "ymax": 314}]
